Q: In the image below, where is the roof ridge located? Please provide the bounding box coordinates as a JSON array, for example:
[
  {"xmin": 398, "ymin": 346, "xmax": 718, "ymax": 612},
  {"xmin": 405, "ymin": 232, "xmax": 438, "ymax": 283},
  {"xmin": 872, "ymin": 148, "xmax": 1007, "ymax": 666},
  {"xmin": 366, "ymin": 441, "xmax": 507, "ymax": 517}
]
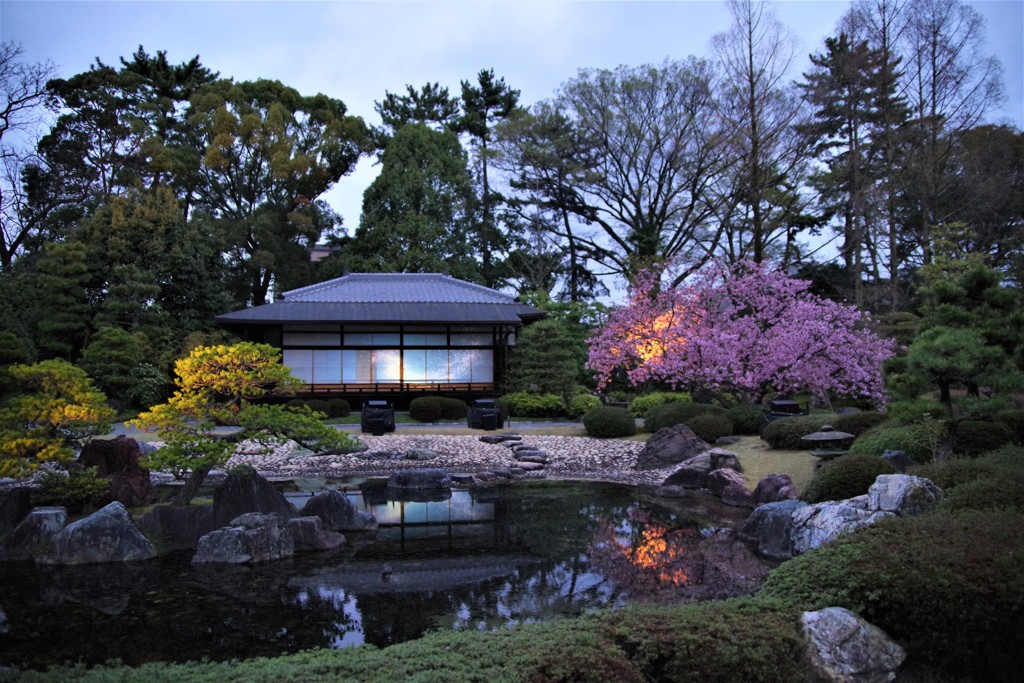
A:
[{"xmin": 279, "ymin": 272, "xmax": 516, "ymax": 304}]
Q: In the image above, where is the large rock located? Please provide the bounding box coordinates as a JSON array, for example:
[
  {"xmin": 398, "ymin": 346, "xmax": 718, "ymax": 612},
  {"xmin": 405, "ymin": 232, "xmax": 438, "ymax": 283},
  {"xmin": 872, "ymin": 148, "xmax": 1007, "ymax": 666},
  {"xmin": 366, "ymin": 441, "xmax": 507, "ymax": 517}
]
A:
[
  {"xmin": 802, "ymin": 607, "xmax": 906, "ymax": 683},
  {"xmin": 192, "ymin": 512, "xmax": 293, "ymax": 564},
  {"xmin": 213, "ymin": 469, "xmax": 296, "ymax": 528},
  {"xmin": 37, "ymin": 502, "xmax": 157, "ymax": 565},
  {"xmin": 706, "ymin": 468, "xmax": 748, "ymax": 497},
  {"xmin": 387, "ymin": 468, "xmax": 451, "ymax": 490},
  {"xmin": 739, "ymin": 499, "xmax": 808, "ymax": 559},
  {"xmin": 636, "ymin": 425, "xmax": 710, "ymax": 470},
  {"xmin": 752, "ymin": 474, "xmax": 800, "ymax": 506},
  {"xmin": 867, "ymin": 474, "xmax": 943, "ymax": 516},
  {"xmin": 300, "ymin": 490, "xmax": 377, "ymax": 531},
  {"xmin": 721, "ymin": 482, "xmax": 755, "ymax": 508},
  {"xmin": 661, "ymin": 452, "xmax": 713, "ymax": 489},
  {"xmin": 136, "ymin": 504, "xmax": 216, "ymax": 551},
  {"xmin": 708, "ymin": 448, "xmax": 742, "ymax": 472},
  {"xmin": 78, "ymin": 435, "xmax": 154, "ymax": 506},
  {"xmin": 288, "ymin": 516, "xmax": 346, "ymax": 551},
  {"xmin": 0, "ymin": 507, "xmax": 66, "ymax": 562},
  {"xmin": 791, "ymin": 502, "xmax": 896, "ymax": 556},
  {"xmin": 0, "ymin": 486, "xmax": 34, "ymax": 539}
]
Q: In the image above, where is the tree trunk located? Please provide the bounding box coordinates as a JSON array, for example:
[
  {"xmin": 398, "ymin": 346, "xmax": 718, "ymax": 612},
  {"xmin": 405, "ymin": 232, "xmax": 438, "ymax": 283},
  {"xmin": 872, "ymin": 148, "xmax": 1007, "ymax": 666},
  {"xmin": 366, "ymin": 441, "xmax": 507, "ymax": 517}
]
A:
[{"xmin": 174, "ymin": 466, "xmax": 211, "ymax": 506}]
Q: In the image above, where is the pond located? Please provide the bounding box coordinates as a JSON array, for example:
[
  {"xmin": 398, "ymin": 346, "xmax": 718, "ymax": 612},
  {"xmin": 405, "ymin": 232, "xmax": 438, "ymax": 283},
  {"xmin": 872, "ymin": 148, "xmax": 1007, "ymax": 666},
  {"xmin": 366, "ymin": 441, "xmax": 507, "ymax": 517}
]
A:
[{"xmin": 0, "ymin": 481, "xmax": 776, "ymax": 670}]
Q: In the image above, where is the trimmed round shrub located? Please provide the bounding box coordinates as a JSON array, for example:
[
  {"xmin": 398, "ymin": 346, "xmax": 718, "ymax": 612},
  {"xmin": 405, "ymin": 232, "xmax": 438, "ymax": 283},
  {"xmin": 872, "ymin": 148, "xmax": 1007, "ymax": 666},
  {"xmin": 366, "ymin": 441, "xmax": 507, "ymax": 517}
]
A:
[
  {"xmin": 954, "ymin": 419, "xmax": 1015, "ymax": 457},
  {"xmin": 305, "ymin": 399, "xmax": 329, "ymax": 416},
  {"xmin": 583, "ymin": 406, "xmax": 637, "ymax": 438},
  {"xmin": 326, "ymin": 398, "xmax": 351, "ymax": 418},
  {"xmin": 847, "ymin": 424, "xmax": 934, "ymax": 463},
  {"xmin": 724, "ymin": 404, "xmax": 763, "ymax": 435},
  {"xmin": 285, "ymin": 398, "xmax": 306, "ymax": 410},
  {"xmin": 438, "ymin": 397, "xmax": 467, "ymax": 420},
  {"xmin": 628, "ymin": 391, "xmax": 692, "ymax": 417},
  {"xmin": 502, "ymin": 392, "xmax": 565, "ymax": 418},
  {"xmin": 409, "ymin": 396, "xmax": 443, "ymax": 422},
  {"xmin": 567, "ymin": 393, "xmax": 602, "ymax": 420},
  {"xmin": 995, "ymin": 409, "xmax": 1024, "ymax": 444},
  {"xmin": 645, "ymin": 402, "xmax": 724, "ymax": 433},
  {"xmin": 830, "ymin": 410, "xmax": 889, "ymax": 437},
  {"xmin": 685, "ymin": 413, "xmax": 733, "ymax": 443},
  {"xmin": 759, "ymin": 509, "xmax": 1024, "ymax": 681},
  {"xmin": 760, "ymin": 415, "xmax": 829, "ymax": 450},
  {"xmin": 801, "ymin": 454, "xmax": 897, "ymax": 503}
]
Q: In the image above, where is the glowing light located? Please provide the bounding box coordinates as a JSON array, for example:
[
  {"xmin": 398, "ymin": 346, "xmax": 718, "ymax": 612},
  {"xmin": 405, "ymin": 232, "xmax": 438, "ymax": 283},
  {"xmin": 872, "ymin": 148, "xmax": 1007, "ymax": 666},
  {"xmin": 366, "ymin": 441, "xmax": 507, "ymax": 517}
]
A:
[{"xmin": 589, "ymin": 509, "xmax": 693, "ymax": 589}]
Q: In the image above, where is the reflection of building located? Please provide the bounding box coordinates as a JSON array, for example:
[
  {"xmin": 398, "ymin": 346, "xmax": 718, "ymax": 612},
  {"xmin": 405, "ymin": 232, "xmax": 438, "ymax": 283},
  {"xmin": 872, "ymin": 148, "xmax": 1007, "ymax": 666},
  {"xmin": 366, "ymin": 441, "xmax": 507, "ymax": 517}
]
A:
[{"xmin": 216, "ymin": 273, "xmax": 544, "ymax": 403}]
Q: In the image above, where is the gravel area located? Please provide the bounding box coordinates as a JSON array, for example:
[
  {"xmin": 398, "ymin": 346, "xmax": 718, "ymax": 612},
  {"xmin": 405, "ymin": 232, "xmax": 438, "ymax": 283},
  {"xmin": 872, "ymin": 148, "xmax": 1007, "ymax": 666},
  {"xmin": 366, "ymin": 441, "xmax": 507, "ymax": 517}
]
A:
[{"xmin": 221, "ymin": 433, "xmax": 676, "ymax": 487}]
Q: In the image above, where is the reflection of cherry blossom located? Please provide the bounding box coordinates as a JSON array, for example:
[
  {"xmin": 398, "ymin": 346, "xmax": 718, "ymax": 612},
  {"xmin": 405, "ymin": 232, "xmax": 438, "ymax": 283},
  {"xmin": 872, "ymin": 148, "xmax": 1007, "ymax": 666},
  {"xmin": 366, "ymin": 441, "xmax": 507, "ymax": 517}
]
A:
[{"xmin": 588, "ymin": 508, "xmax": 700, "ymax": 595}]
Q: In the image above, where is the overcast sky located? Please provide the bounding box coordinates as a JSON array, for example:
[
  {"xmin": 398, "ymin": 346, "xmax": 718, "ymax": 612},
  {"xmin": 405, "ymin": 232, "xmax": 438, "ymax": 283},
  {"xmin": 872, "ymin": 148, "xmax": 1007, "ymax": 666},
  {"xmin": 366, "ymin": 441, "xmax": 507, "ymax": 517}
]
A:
[{"xmin": 3, "ymin": 0, "xmax": 1022, "ymax": 240}]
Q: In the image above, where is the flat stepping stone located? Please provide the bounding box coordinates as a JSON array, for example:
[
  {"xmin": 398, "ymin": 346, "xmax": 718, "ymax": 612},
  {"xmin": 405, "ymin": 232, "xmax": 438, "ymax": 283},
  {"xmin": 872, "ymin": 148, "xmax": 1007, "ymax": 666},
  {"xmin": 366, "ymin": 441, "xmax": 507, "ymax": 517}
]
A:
[
  {"xmin": 515, "ymin": 461, "xmax": 545, "ymax": 472},
  {"xmin": 516, "ymin": 454, "xmax": 549, "ymax": 464},
  {"xmin": 480, "ymin": 434, "xmax": 522, "ymax": 444},
  {"xmin": 513, "ymin": 449, "xmax": 548, "ymax": 459},
  {"xmin": 451, "ymin": 473, "xmax": 476, "ymax": 485}
]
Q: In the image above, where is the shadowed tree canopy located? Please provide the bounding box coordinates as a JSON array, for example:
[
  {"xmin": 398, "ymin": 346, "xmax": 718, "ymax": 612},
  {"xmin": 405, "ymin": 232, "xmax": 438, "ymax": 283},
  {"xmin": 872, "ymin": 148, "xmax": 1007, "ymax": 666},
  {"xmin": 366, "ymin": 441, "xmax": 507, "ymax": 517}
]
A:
[{"xmin": 341, "ymin": 122, "xmax": 478, "ymax": 279}]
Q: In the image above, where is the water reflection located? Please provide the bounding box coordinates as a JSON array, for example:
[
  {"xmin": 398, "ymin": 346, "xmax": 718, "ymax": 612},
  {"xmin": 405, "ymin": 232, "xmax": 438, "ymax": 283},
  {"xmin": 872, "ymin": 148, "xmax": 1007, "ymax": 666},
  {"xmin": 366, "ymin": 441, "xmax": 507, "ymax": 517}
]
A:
[{"xmin": 0, "ymin": 481, "xmax": 773, "ymax": 670}]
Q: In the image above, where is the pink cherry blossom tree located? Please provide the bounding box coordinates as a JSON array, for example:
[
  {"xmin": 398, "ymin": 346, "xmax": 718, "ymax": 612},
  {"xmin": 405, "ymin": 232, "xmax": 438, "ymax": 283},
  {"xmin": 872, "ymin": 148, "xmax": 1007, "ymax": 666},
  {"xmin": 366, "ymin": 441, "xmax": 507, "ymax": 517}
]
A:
[{"xmin": 587, "ymin": 261, "xmax": 896, "ymax": 407}]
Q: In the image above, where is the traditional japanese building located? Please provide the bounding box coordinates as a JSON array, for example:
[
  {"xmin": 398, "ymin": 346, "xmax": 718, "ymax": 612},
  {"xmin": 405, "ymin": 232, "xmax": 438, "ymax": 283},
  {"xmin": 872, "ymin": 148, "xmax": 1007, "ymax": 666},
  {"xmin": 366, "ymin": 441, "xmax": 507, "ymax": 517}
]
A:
[{"xmin": 215, "ymin": 273, "xmax": 545, "ymax": 402}]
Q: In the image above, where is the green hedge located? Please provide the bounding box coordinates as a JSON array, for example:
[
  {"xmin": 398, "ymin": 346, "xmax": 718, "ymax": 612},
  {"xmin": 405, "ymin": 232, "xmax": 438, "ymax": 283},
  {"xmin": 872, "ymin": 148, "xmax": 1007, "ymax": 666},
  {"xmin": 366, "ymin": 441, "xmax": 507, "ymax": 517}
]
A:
[
  {"xmin": 326, "ymin": 398, "xmax": 351, "ymax": 418},
  {"xmin": 830, "ymin": 410, "xmax": 889, "ymax": 437},
  {"xmin": 760, "ymin": 415, "xmax": 828, "ymax": 450},
  {"xmin": 438, "ymin": 397, "xmax": 468, "ymax": 420},
  {"xmin": 567, "ymin": 394, "xmax": 602, "ymax": 420},
  {"xmin": 723, "ymin": 405, "xmax": 763, "ymax": 436},
  {"xmin": 685, "ymin": 413, "xmax": 733, "ymax": 443},
  {"xmin": 627, "ymin": 391, "xmax": 692, "ymax": 417},
  {"xmin": 582, "ymin": 406, "xmax": 637, "ymax": 438},
  {"xmin": 800, "ymin": 455, "xmax": 897, "ymax": 504},
  {"xmin": 409, "ymin": 396, "xmax": 442, "ymax": 422},
  {"xmin": 847, "ymin": 424, "xmax": 935, "ymax": 463},
  {"xmin": 995, "ymin": 409, "xmax": 1024, "ymax": 444},
  {"xmin": 501, "ymin": 392, "xmax": 565, "ymax": 418},
  {"xmin": 760, "ymin": 510, "xmax": 1024, "ymax": 681},
  {"xmin": 645, "ymin": 402, "xmax": 724, "ymax": 433}
]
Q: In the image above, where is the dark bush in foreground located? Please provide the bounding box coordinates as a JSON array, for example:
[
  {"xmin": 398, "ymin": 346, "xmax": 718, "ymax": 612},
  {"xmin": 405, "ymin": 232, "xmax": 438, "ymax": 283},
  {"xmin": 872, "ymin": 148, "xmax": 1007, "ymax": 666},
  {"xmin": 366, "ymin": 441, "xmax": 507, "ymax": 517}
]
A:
[
  {"xmin": 954, "ymin": 419, "xmax": 1015, "ymax": 457},
  {"xmin": 995, "ymin": 409, "xmax": 1024, "ymax": 444},
  {"xmin": 909, "ymin": 458, "xmax": 1003, "ymax": 492},
  {"xmin": 409, "ymin": 396, "xmax": 442, "ymax": 422},
  {"xmin": 800, "ymin": 454, "xmax": 897, "ymax": 503},
  {"xmin": 760, "ymin": 415, "xmax": 827, "ymax": 450},
  {"xmin": 830, "ymin": 410, "xmax": 888, "ymax": 437},
  {"xmin": 583, "ymin": 406, "xmax": 636, "ymax": 438},
  {"xmin": 980, "ymin": 445, "xmax": 1024, "ymax": 468},
  {"xmin": 940, "ymin": 474, "xmax": 1024, "ymax": 512},
  {"xmin": 723, "ymin": 404, "xmax": 763, "ymax": 435},
  {"xmin": 326, "ymin": 398, "xmax": 350, "ymax": 418},
  {"xmin": 644, "ymin": 402, "xmax": 723, "ymax": 433},
  {"xmin": 847, "ymin": 424, "xmax": 934, "ymax": 462},
  {"xmin": 36, "ymin": 466, "xmax": 109, "ymax": 514},
  {"xmin": 760, "ymin": 510, "xmax": 1024, "ymax": 681},
  {"xmin": 438, "ymin": 397, "xmax": 467, "ymax": 420},
  {"xmin": 16, "ymin": 599, "xmax": 806, "ymax": 683},
  {"xmin": 685, "ymin": 413, "xmax": 733, "ymax": 443}
]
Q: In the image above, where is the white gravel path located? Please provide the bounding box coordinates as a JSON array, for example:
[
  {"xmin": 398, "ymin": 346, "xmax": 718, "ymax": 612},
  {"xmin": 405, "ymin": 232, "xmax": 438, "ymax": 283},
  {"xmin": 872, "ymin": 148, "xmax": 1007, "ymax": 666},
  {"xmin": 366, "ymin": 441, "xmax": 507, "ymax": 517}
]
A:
[{"xmin": 223, "ymin": 434, "xmax": 676, "ymax": 486}]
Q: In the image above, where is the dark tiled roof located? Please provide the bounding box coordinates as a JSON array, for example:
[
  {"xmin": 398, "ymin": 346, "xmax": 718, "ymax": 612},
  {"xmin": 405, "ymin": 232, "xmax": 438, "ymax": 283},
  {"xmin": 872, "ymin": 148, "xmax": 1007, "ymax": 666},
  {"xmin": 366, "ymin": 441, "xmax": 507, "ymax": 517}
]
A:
[
  {"xmin": 216, "ymin": 274, "xmax": 545, "ymax": 326},
  {"xmin": 281, "ymin": 273, "xmax": 515, "ymax": 304}
]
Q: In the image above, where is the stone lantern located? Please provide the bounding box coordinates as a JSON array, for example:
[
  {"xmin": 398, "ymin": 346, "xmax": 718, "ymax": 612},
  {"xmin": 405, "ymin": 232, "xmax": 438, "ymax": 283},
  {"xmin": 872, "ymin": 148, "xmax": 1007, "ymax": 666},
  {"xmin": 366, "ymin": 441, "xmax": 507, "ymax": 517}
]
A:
[{"xmin": 801, "ymin": 425, "xmax": 855, "ymax": 462}]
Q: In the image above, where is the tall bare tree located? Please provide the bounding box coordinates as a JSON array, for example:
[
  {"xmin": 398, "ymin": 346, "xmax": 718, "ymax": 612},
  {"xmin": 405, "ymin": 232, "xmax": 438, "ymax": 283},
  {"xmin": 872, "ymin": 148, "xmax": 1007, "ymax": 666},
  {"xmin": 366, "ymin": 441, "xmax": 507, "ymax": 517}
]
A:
[
  {"xmin": 553, "ymin": 59, "xmax": 730, "ymax": 285},
  {"xmin": 900, "ymin": 0, "xmax": 1004, "ymax": 266},
  {"xmin": 0, "ymin": 42, "xmax": 56, "ymax": 271},
  {"xmin": 711, "ymin": 0, "xmax": 815, "ymax": 266}
]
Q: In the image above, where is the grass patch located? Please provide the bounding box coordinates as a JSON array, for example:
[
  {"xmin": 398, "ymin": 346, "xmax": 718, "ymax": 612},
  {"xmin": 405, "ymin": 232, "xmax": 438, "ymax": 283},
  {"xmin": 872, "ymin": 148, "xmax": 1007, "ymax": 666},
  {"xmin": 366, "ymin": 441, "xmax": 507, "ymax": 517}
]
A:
[{"xmin": 726, "ymin": 436, "xmax": 815, "ymax": 494}]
